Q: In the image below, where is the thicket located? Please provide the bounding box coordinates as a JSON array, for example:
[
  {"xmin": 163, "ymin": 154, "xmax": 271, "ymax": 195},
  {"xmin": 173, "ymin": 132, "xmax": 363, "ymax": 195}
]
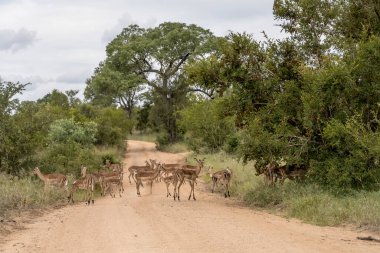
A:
[
  {"xmin": 0, "ymin": 84, "xmax": 129, "ymax": 176},
  {"xmin": 178, "ymin": 1, "xmax": 380, "ymax": 191}
]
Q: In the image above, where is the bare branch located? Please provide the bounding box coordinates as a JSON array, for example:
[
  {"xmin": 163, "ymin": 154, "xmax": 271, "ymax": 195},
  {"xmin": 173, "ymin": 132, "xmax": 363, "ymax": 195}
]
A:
[
  {"xmin": 188, "ymin": 87, "xmax": 215, "ymax": 99},
  {"xmin": 166, "ymin": 53, "xmax": 191, "ymax": 76}
]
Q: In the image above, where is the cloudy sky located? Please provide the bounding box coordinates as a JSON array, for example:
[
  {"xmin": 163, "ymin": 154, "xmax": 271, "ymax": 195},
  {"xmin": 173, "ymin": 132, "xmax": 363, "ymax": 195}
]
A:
[{"xmin": 0, "ymin": 0, "xmax": 283, "ymax": 101}]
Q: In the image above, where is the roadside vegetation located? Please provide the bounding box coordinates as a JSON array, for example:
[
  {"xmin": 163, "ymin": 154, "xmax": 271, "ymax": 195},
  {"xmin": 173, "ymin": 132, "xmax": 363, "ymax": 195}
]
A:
[
  {"xmin": 0, "ymin": 83, "xmax": 127, "ymax": 219},
  {"xmin": 202, "ymin": 152, "xmax": 380, "ymax": 230},
  {"xmin": 0, "ymin": 173, "xmax": 65, "ymax": 219}
]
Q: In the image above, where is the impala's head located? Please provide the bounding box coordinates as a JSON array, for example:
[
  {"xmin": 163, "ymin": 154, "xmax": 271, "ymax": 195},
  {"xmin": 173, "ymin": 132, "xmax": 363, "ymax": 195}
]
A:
[
  {"xmin": 145, "ymin": 160, "xmax": 151, "ymax": 167},
  {"xmin": 32, "ymin": 167, "xmax": 40, "ymax": 175},
  {"xmin": 194, "ymin": 157, "xmax": 206, "ymax": 168},
  {"xmin": 149, "ymin": 159, "xmax": 157, "ymax": 165},
  {"xmin": 157, "ymin": 163, "xmax": 165, "ymax": 172}
]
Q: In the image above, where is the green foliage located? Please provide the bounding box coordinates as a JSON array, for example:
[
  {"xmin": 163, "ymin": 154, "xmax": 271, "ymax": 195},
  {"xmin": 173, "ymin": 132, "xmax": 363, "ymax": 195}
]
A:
[
  {"xmin": 85, "ymin": 63, "xmax": 143, "ymax": 119},
  {"xmin": 34, "ymin": 118, "xmax": 99, "ymax": 174},
  {"xmin": 308, "ymin": 117, "xmax": 380, "ymax": 190},
  {"xmin": 94, "ymin": 107, "xmax": 132, "ymax": 146},
  {"xmin": 37, "ymin": 89, "xmax": 70, "ymax": 109},
  {"xmin": 155, "ymin": 132, "xmax": 171, "ymax": 150},
  {"xmin": 273, "ymin": 0, "xmax": 340, "ymax": 66},
  {"xmin": 136, "ymin": 102, "xmax": 152, "ymax": 131},
  {"xmin": 336, "ymin": 0, "xmax": 380, "ymax": 45},
  {"xmin": 48, "ymin": 118, "xmax": 97, "ymax": 146},
  {"xmin": 0, "ymin": 81, "xmax": 30, "ymax": 174},
  {"xmin": 178, "ymin": 99, "xmax": 235, "ymax": 152}
]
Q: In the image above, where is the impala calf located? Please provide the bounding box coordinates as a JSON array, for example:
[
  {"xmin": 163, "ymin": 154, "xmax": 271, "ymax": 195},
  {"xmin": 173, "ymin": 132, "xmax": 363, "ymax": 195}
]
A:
[
  {"xmin": 103, "ymin": 178, "xmax": 123, "ymax": 198},
  {"xmin": 159, "ymin": 164, "xmax": 184, "ymax": 200}
]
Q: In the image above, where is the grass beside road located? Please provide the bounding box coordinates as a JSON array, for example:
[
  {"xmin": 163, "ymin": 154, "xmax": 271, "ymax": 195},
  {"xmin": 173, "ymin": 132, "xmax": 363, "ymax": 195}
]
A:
[
  {"xmin": 0, "ymin": 173, "xmax": 66, "ymax": 219},
  {"xmin": 197, "ymin": 151, "xmax": 380, "ymax": 231}
]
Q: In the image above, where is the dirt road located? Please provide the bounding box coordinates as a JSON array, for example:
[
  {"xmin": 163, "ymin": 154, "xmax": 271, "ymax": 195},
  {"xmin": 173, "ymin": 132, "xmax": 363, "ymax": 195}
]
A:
[{"xmin": 1, "ymin": 140, "xmax": 379, "ymax": 253}]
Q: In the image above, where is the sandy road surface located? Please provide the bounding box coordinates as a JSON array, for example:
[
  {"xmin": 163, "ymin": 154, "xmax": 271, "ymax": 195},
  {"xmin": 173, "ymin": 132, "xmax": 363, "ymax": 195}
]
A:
[{"xmin": 1, "ymin": 140, "xmax": 379, "ymax": 253}]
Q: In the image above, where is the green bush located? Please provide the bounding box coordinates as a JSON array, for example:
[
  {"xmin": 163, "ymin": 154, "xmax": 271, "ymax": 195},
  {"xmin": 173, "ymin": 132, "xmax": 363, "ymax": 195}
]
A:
[
  {"xmin": 94, "ymin": 107, "xmax": 132, "ymax": 146},
  {"xmin": 308, "ymin": 117, "xmax": 380, "ymax": 190},
  {"xmin": 179, "ymin": 99, "xmax": 236, "ymax": 152},
  {"xmin": 155, "ymin": 132, "xmax": 171, "ymax": 150},
  {"xmin": 35, "ymin": 118, "xmax": 100, "ymax": 176}
]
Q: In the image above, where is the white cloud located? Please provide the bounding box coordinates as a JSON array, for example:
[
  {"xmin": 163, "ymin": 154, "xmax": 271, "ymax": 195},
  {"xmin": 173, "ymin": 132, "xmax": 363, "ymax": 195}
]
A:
[
  {"xmin": 0, "ymin": 28, "xmax": 37, "ymax": 52},
  {"xmin": 102, "ymin": 13, "xmax": 157, "ymax": 43},
  {"xmin": 0, "ymin": 0, "xmax": 284, "ymax": 101},
  {"xmin": 56, "ymin": 69, "xmax": 91, "ymax": 84}
]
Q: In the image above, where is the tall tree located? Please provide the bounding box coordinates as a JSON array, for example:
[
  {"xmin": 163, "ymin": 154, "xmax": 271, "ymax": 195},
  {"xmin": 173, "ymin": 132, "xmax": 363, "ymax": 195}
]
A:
[
  {"xmin": 273, "ymin": 0, "xmax": 340, "ymax": 67},
  {"xmin": 85, "ymin": 62, "xmax": 142, "ymax": 119},
  {"xmin": 338, "ymin": 0, "xmax": 380, "ymax": 41},
  {"xmin": 0, "ymin": 80, "xmax": 29, "ymax": 173},
  {"xmin": 99, "ymin": 22, "xmax": 215, "ymax": 141}
]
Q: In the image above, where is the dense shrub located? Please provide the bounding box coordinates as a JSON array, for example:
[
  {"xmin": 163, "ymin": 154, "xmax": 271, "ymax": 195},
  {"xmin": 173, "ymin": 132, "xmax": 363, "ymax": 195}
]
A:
[
  {"xmin": 37, "ymin": 118, "xmax": 100, "ymax": 175},
  {"xmin": 178, "ymin": 99, "xmax": 235, "ymax": 152},
  {"xmin": 94, "ymin": 108, "xmax": 132, "ymax": 146}
]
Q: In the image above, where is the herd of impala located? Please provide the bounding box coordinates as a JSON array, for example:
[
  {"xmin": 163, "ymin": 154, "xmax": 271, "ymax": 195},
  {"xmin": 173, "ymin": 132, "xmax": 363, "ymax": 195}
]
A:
[{"xmin": 32, "ymin": 158, "xmax": 233, "ymax": 205}]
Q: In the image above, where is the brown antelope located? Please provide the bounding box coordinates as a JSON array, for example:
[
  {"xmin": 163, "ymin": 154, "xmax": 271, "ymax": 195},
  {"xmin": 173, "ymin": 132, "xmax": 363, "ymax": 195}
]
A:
[
  {"xmin": 102, "ymin": 178, "xmax": 123, "ymax": 198},
  {"xmin": 134, "ymin": 162, "xmax": 161, "ymax": 196},
  {"xmin": 208, "ymin": 166, "xmax": 232, "ymax": 197},
  {"xmin": 179, "ymin": 158, "xmax": 205, "ymax": 201},
  {"xmin": 68, "ymin": 166, "xmax": 95, "ymax": 205},
  {"xmin": 103, "ymin": 159, "xmax": 122, "ymax": 172},
  {"xmin": 159, "ymin": 163, "xmax": 185, "ymax": 200},
  {"xmin": 127, "ymin": 160, "xmax": 155, "ymax": 184},
  {"xmin": 101, "ymin": 172, "xmax": 124, "ymax": 197},
  {"xmin": 262, "ymin": 162, "xmax": 286, "ymax": 185},
  {"xmin": 90, "ymin": 171, "xmax": 106, "ymax": 196},
  {"xmin": 32, "ymin": 167, "xmax": 68, "ymax": 191},
  {"xmin": 285, "ymin": 164, "xmax": 308, "ymax": 181}
]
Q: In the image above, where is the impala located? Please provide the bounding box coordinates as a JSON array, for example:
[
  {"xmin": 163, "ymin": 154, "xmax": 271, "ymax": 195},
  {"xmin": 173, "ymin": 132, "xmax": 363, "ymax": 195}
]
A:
[
  {"xmin": 285, "ymin": 164, "xmax": 308, "ymax": 181},
  {"xmin": 159, "ymin": 163, "xmax": 185, "ymax": 200},
  {"xmin": 179, "ymin": 158, "xmax": 205, "ymax": 201},
  {"xmin": 127, "ymin": 160, "xmax": 155, "ymax": 184},
  {"xmin": 262, "ymin": 162, "xmax": 286, "ymax": 185},
  {"xmin": 102, "ymin": 177, "xmax": 123, "ymax": 198},
  {"xmin": 82, "ymin": 166, "xmax": 124, "ymax": 196},
  {"xmin": 32, "ymin": 167, "xmax": 68, "ymax": 191},
  {"xmin": 134, "ymin": 162, "xmax": 161, "ymax": 196},
  {"xmin": 67, "ymin": 166, "xmax": 95, "ymax": 204},
  {"xmin": 103, "ymin": 159, "xmax": 122, "ymax": 172},
  {"xmin": 208, "ymin": 166, "xmax": 232, "ymax": 197}
]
